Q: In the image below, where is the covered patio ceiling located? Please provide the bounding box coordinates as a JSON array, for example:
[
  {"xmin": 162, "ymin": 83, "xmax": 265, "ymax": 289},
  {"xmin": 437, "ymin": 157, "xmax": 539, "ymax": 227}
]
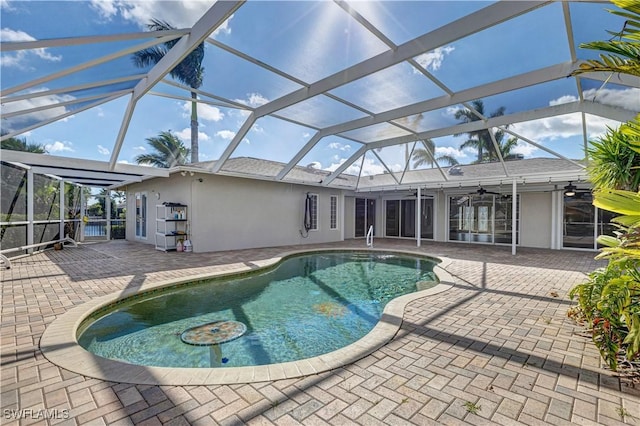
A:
[{"xmin": 1, "ymin": 0, "xmax": 638, "ymax": 191}]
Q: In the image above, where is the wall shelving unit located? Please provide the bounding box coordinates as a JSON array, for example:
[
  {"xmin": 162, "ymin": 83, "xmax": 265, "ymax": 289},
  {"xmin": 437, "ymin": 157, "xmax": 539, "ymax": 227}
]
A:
[{"xmin": 155, "ymin": 204, "xmax": 188, "ymax": 251}]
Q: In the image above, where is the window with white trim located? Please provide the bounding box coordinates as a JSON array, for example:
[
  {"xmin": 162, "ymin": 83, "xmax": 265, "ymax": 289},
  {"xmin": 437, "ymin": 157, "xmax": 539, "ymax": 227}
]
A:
[{"xmin": 330, "ymin": 195, "xmax": 338, "ymax": 230}]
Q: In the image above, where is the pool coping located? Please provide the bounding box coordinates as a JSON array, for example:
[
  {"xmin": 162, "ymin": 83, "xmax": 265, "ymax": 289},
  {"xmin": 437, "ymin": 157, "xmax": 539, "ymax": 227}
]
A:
[{"xmin": 40, "ymin": 248, "xmax": 455, "ymax": 385}]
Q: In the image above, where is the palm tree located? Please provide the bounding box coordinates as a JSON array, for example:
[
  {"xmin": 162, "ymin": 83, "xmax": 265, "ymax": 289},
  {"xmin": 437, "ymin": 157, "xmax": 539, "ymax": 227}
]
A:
[
  {"xmin": 132, "ymin": 19, "xmax": 205, "ymax": 163},
  {"xmin": 500, "ymin": 137, "xmax": 521, "ymax": 161},
  {"xmin": 454, "ymin": 100, "xmax": 506, "ymax": 163},
  {"xmin": 135, "ymin": 131, "xmax": 190, "ymax": 168},
  {"xmin": 587, "ymin": 125, "xmax": 640, "ymax": 191},
  {"xmin": 411, "ymin": 139, "xmax": 458, "ymax": 168},
  {"xmin": 1, "ymin": 134, "xmax": 47, "ymax": 153}
]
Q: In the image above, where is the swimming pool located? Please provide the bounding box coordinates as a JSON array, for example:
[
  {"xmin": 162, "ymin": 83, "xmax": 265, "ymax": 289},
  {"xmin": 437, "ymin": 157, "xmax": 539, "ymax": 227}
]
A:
[
  {"xmin": 41, "ymin": 248, "xmax": 453, "ymax": 385},
  {"xmin": 77, "ymin": 251, "xmax": 439, "ymax": 368}
]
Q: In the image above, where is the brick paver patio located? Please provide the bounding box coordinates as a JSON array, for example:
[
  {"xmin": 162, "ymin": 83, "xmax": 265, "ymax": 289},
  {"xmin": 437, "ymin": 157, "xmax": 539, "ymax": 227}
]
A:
[{"xmin": 2, "ymin": 239, "xmax": 639, "ymax": 425}]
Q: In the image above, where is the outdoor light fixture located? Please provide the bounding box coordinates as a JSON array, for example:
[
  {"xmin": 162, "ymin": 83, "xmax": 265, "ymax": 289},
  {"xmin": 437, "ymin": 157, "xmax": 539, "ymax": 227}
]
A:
[
  {"xmin": 564, "ymin": 182, "xmax": 577, "ymax": 197},
  {"xmin": 180, "ymin": 171, "xmax": 187, "ymax": 177}
]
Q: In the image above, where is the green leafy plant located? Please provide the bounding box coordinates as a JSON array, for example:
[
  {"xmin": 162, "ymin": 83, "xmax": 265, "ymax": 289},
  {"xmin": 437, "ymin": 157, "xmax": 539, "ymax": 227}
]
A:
[
  {"xmin": 463, "ymin": 401, "xmax": 481, "ymax": 414},
  {"xmin": 568, "ymin": 0, "xmax": 640, "ymax": 373}
]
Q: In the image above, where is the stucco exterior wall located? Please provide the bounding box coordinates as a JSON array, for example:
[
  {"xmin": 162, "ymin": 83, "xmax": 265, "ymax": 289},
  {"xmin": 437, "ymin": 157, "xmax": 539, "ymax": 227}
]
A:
[
  {"xmin": 344, "ymin": 196, "xmax": 355, "ymax": 239},
  {"xmin": 126, "ymin": 174, "xmax": 344, "ymax": 252},
  {"xmin": 520, "ymin": 191, "xmax": 552, "ymax": 248}
]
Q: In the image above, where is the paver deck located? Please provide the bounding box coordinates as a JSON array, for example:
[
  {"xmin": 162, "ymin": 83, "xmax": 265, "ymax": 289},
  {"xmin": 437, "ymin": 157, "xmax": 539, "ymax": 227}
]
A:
[{"xmin": 1, "ymin": 239, "xmax": 639, "ymax": 425}]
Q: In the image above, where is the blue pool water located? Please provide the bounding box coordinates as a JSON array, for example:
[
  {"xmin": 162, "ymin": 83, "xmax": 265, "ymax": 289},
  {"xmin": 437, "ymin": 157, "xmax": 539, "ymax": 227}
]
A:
[{"xmin": 78, "ymin": 252, "xmax": 438, "ymax": 368}]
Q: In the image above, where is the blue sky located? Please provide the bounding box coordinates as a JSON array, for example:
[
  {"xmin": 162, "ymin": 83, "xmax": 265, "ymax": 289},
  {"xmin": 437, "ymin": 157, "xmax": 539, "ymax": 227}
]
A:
[{"xmin": 2, "ymin": 0, "xmax": 638, "ymax": 177}]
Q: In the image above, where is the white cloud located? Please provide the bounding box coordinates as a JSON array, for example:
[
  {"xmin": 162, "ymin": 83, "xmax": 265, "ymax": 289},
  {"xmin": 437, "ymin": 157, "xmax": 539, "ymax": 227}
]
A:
[
  {"xmin": 1, "ymin": 28, "xmax": 62, "ymax": 69},
  {"xmin": 414, "ymin": 46, "xmax": 455, "ymax": 73},
  {"xmin": 511, "ymin": 142, "xmax": 538, "ymax": 157},
  {"xmin": 519, "ymin": 89, "xmax": 638, "ymax": 143},
  {"xmin": 328, "ymin": 142, "xmax": 351, "ymax": 151},
  {"xmin": 325, "ymin": 157, "xmax": 396, "ymax": 176},
  {"xmin": 89, "ymin": 0, "xmax": 118, "ymax": 20},
  {"xmin": 583, "ymin": 87, "xmax": 640, "ymax": 111},
  {"xmin": 133, "ymin": 145, "xmax": 146, "ymax": 151},
  {"xmin": 45, "ymin": 141, "xmax": 74, "ymax": 153},
  {"xmin": 175, "ymin": 128, "xmax": 210, "ymax": 142},
  {"xmin": 549, "ymin": 95, "xmax": 577, "ymax": 106},
  {"xmin": 326, "ymin": 157, "xmax": 348, "ymax": 172},
  {"xmin": 180, "ymin": 102, "xmax": 224, "ymax": 122},
  {"xmin": 435, "ymin": 146, "xmax": 468, "ymax": 159},
  {"xmin": 97, "ymin": 145, "xmax": 110, "ymax": 155},
  {"xmin": 1, "ymin": 90, "xmax": 75, "ymax": 132},
  {"xmin": 90, "ymin": 0, "xmax": 228, "ymax": 29},
  {"xmin": 117, "ymin": 160, "xmax": 131, "ymax": 164},
  {"xmin": 235, "ymin": 93, "xmax": 269, "ymax": 109},
  {"xmin": 215, "ymin": 130, "xmax": 235, "ymax": 140},
  {"xmin": 212, "ymin": 15, "xmax": 233, "ymax": 37},
  {"xmin": 511, "ymin": 111, "xmax": 619, "ymax": 143}
]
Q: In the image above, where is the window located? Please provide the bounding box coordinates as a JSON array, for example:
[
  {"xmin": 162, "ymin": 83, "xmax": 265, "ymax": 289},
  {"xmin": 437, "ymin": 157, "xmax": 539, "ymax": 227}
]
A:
[
  {"xmin": 330, "ymin": 195, "xmax": 338, "ymax": 230},
  {"xmin": 309, "ymin": 193, "xmax": 318, "ymax": 231}
]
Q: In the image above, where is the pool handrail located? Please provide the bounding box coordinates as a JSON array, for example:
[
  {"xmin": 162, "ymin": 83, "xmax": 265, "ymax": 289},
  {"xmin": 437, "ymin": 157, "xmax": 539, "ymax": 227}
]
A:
[{"xmin": 366, "ymin": 225, "xmax": 374, "ymax": 248}]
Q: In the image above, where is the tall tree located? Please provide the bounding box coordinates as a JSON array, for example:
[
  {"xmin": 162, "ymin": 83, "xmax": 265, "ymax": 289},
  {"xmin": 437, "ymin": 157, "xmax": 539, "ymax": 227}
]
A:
[
  {"xmin": 500, "ymin": 137, "xmax": 521, "ymax": 161},
  {"xmin": 135, "ymin": 131, "xmax": 190, "ymax": 168},
  {"xmin": 411, "ymin": 139, "xmax": 459, "ymax": 168},
  {"xmin": 132, "ymin": 19, "xmax": 205, "ymax": 163},
  {"xmin": 1, "ymin": 134, "xmax": 47, "ymax": 153},
  {"xmin": 454, "ymin": 100, "xmax": 506, "ymax": 163}
]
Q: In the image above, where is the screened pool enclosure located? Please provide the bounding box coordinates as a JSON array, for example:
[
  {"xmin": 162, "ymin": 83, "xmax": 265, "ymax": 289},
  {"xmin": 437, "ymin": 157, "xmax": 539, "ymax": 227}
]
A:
[{"xmin": 1, "ymin": 0, "xmax": 638, "ymax": 256}]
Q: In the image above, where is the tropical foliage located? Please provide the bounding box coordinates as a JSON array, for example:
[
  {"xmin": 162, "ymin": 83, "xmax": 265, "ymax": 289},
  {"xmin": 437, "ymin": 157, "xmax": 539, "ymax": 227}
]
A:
[
  {"xmin": 1, "ymin": 134, "xmax": 47, "ymax": 153},
  {"xmin": 453, "ymin": 100, "xmax": 511, "ymax": 163},
  {"xmin": 132, "ymin": 19, "xmax": 205, "ymax": 163},
  {"xmin": 587, "ymin": 126, "xmax": 640, "ymax": 191},
  {"xmin": 411, "ymin": 139, "xmax": 459, "ymax": 168},
  {"xmin": 569, "ymin": 0, "xmax": 640, "ymax": 78},
  {"xmin": 568, "ymin": 0, "xmax": 640, "ymax": 371},
  {"xmin": 135, "ymin": 131, "xmax": 190, "ymax": 168}
]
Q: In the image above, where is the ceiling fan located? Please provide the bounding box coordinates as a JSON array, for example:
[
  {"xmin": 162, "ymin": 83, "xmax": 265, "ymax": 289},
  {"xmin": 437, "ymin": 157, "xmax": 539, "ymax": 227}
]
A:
[
  {"xmin": 549, "ymin": 181, "xmax": 589, "ymax": 197},
  {"xmin": 476, "ymin": 186, "xmax": 499, "ymax": 196}
]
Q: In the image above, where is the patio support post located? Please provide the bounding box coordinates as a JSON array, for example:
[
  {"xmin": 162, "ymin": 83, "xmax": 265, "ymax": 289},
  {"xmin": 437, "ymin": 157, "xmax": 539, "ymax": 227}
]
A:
[
  {"xmin": 512, "ymin": 178, "xmax": 517, "ymax": 255},
  {"xmin": 80, "ymin": 188, "xmax": 85, "ymax": 242},
  {"xmin": 59, "ymin": 180, "xmax": 65, "ymax": 239},
  {"xmin": 106, "ymin": 189, "xmax": 111, "ymax": 241},
  {"xmin": 551, "ymin": 189, "xmax": 557, "ymax": 249},
  {"xmin": 27, "ymin": 169, "xmax": 34, "ymax": 254},
  {"xmin": 417, "ymin": 187, "xmax": 421, "ymax": 247}
]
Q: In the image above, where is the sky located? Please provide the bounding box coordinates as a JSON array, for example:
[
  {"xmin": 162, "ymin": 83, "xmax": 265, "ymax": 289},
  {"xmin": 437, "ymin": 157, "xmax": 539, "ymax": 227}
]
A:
[{"xmin": 1, "ymin": 0, "xmax": 638, "ymax": 179}]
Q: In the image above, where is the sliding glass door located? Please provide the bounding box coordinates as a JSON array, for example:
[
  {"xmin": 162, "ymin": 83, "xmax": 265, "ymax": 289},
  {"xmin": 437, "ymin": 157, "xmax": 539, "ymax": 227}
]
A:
[
  {"xmin": 384, "ymin": 198, "xmax": 433, "ymax": 239},
  {"xmin": 563, "ymin": 192, "xmax": 616, "ymax": 249},
  {"xmin": 449, "ymin": 195, "xmax": 519, "ymax": 244},
  {"xmin": 355, "ymin": 198, "xmax": 376, "ymax": 237}
]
